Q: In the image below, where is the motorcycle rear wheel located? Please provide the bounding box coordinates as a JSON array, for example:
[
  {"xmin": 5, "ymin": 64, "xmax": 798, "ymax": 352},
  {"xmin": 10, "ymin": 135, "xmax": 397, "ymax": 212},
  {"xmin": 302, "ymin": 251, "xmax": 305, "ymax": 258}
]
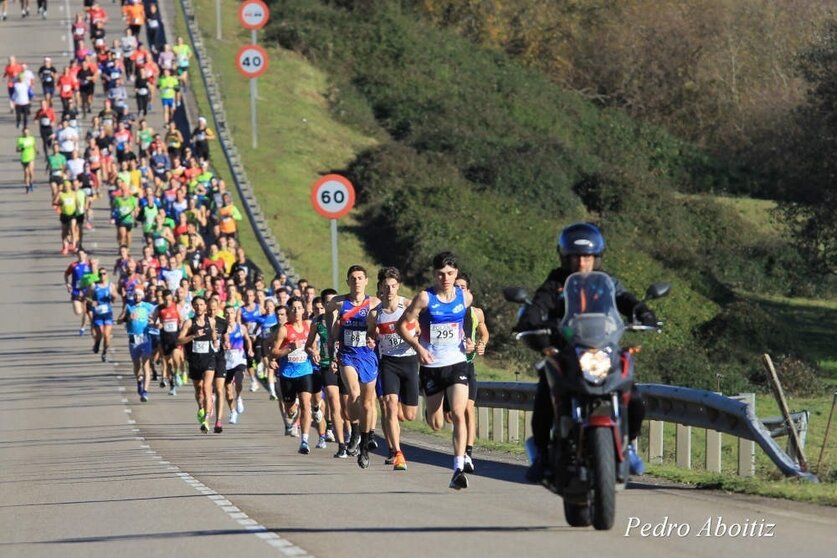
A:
[
  {"xmin": 563, "ymin": 500, "xmax": 592, "ymax": 527},
  {"xmin": 590, "ymin": 426, "xmax": 616, "ymax": 530}
]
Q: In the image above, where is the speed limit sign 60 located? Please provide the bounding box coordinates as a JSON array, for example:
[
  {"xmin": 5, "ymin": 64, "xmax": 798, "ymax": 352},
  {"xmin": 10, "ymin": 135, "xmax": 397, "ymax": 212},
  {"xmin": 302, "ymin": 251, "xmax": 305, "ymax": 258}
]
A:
[
  {"xmin": 311, "ymin": 175, "xmax": 356, "ymax": 220},
  {"xmin": 236, "ymin": 45, "xmax": 269, "ymax": 79}
]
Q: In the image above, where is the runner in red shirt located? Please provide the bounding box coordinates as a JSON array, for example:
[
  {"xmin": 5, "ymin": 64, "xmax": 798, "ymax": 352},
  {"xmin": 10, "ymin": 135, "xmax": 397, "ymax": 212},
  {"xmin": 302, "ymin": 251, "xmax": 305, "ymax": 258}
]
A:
[
  {"xmin": 56, "ymin": 67, "xmax": 78, "ymax": 113},
  {"xmin": 34, "ymin": 100, "xmax": 56, "ymax": 158},
  {"xmin": 4, "ymin": 55, "xmax": 23, "ymax": 112}
]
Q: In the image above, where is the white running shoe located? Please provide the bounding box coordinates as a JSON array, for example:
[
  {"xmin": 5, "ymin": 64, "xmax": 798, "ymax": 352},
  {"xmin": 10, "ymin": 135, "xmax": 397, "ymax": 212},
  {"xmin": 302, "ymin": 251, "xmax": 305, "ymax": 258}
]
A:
[
  {"xmin": 313, "ymin": 408, "xmax": 324, "ymax": 424},
  {"xmin": 236, "ymin": 396, "xmax": 244, "ymax": 414},
  {"xmin": 229, "ymin": 410, "xmax": 239, "ymax": 424},
  {"xmin": 249, "ymin": 381, "xmax": 259, "ymax": 392}
]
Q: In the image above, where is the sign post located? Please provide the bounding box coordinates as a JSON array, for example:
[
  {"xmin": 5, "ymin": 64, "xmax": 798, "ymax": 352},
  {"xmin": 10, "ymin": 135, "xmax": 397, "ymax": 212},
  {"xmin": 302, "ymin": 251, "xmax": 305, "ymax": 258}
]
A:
[
  {"xmin": 310, "ymin": 175, "xmax": 356, "ymax": 290},
  {"xmin": 238, "ymin": 0, "xmax": 270, "ymax": 148}
]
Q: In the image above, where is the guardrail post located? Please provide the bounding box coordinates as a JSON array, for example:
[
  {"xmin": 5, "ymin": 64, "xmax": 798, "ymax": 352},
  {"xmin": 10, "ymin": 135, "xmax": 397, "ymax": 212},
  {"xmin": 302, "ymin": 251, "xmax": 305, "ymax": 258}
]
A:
[
  {"xmin": 706, "ymin": 429, "xmax": 722, "ymax": 472},
  {"xmin": 648, "ymin": 420, "xmax": 664, "ymax": 465},
  {"xmin": 478, "ymin": 407, "xmax": 489, "ymax": 440},
  {"xmin": 738, "ymin": 393, "xmax": 756, "ymax": 477},
  {"xmin": 508, "ymin": 409, "xmax": 520, "ymax": 443},
  {"xmin": 676, "ymin": 424, "xmax": 691, "ymax": 469},
  {"xmin": 492, "ymin": 408, "xmax": 504, "ymax": 442}
]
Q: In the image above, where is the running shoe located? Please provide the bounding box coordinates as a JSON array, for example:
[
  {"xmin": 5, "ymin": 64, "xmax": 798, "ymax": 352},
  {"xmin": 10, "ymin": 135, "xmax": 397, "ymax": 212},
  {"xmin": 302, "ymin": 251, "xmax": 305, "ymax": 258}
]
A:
[
  {"xmin": 197, "ymin": 408, "xmax": 206, "ymax": 424},
  {"xmin": 79, "ymin": 327, "xmax": 85, "ymax": 336},
  {"xmin": 312, "ymin": 408, "xmax": 323, "ymax": 424},
  {"xmin": 249, "ymin": 380, "xmax": 259, "ymax": 392},
  {"xmin": 347, "ymin": 432, "xmax": 361, "ymax": 455},
  {"xmin": 393, "ymin": 451, "xmax": 407, "ymax": 471},
  {"xmin": 333, "ymin": 445, "xmax": 348, "ymax": 458},
  {"xmin": 290, "ymin": 422, "xmax": 300, "ymax": 437},
  {"xmin": 384, "ymin": 450, "xmax": 396, "ymax": 465},
  {"xmin": 298, "ymin": 441, "xmax": 310, "ymax": 455},
  {"xmin": 101, "ymin": 352, "xmax": 107, "ymax": 363},
  {"xmin": 449, "ymin": 468, "xmax": 469, "ymax": 490},
  {"xmin": 463, "ymin": 454, "xmax": 475, "ymax": 474},
  {"xmin": 236, "ymin": 396, "xmax": 244, "ymax": 414},
  {"xmin": 159, "ymin": 379, "xmax": 166, "ymax": 389},
  {"xmin": 316, "ymin": 436, "xmax": 327, "ymax": 449},
  {"xmin": 200, "ymin": 421, "xmax": 209, "ymax": 433},
  {"xmin": 168, "ymin": 385, "xmax": 177, "ymax": 396},
  {"xmin": 136, "ymin": 380, "xmax": 143, "ymax": 396},
  {"xmin": 92, "ymin": 340, "xmax": 100, "ymax": 354},
  {"xmin": 140, "ymin": 391, "xmax": 149, "ymax": 403},
  {"xmin": 229, "ymin": 410, "xmax": 239, "ymax": 424},
  {"xmin": 269, "ymin": 393, "xmax": 277, "ymax": 401},
  {"xmin": 628, "ymin": 443, "xmax": 645, "ymax": 476},
  {"xmin": 367, "ymin": 437, "xmax": 379, "ymax": 451},
  {"xmin": 214, "ymin": 421, "xmax": 223, "ymax": 434},
  {"xmin": 357, "ymin": 450, "xmax": 370, "ymax": 469},
  {"xmin": 325, "ymin": 428, "xmax": 336, "ymax": 443}
]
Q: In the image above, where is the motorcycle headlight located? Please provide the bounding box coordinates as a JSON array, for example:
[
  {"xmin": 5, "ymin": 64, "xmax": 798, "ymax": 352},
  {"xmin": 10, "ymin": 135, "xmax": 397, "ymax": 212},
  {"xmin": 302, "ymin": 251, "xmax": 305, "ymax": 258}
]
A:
[{"xmin": 579, "ymin": 349, "xmax": 611, "ymax": 385}]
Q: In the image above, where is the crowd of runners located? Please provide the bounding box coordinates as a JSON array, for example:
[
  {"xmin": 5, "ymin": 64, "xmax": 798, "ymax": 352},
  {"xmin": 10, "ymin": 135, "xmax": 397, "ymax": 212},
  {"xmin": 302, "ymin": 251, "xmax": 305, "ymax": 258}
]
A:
[{"xmin": 6, "ymin": 0, "xmax": 494, "ymax": 490}]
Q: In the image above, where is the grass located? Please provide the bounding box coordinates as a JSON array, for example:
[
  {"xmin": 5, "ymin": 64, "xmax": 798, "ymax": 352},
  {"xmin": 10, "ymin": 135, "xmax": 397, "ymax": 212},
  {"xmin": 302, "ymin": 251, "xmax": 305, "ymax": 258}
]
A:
[{"xmin": 183, "ymin": 0, "xmax": 379, "ymax": 291}]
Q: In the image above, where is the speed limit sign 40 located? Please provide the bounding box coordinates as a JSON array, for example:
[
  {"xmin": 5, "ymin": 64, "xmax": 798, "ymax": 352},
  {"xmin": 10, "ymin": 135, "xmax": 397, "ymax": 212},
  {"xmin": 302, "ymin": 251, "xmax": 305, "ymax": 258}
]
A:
[
  {"xmin": 236, "ymin": 45, "xmax": 269, "ymax": 79},
  {"xmin": 311, "ymin": 174, "xmax": 356, "ymax": 220}
]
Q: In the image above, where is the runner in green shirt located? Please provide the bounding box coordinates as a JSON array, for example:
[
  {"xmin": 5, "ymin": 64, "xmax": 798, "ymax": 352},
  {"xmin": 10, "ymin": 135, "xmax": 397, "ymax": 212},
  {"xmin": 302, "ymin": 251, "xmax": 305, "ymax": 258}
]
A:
[
  {"xmin": 158, "ymin": 69, "xmax": 179, "ymax": 123},
  {"xmin": 111, "ymin": 179, "xmax": 139, "ymax": 249},
  {"xmin": 16, "ymin": 127, "xmax": 37, "ymax": 193},
  {"xmin": 47, "ymin": 144, "xmax": 67, "ymax": 197},
  {"xmin": 173, "ymin": 37, "xmax": 193, "ymax": 91}
]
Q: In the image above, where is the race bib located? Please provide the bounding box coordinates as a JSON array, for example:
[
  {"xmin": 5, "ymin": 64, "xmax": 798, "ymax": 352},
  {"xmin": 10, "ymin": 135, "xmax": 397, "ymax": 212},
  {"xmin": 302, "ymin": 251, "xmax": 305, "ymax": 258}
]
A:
[
  {"xmin": 119, "ymin": 205, "xmax": 132, "ymax": 216},
  {"xmin": 247, "ymin": 322, "xmax": 257, "ymax": 335},
  {"xmin": 343, "ymin": 329, "xmax": 366, "ymax": 348},
  {"xmin": 193, "ymin": 340, "xmax": 210, "ymax": 354},
  {"xmin": 430, "ymin": 323, "xmax": 460, "ymax": 347},
  {"xmin": 163, "ymin": 320, "xmax": 178, "ymax": 333},
  {"xmin": 380, "ymin": 333, "xmax": 403, "ymax": 348},
  {"xmin": 149, "ymin": 19, "xmax": 159, "ymax": 28},
  {"xmin": 153, "ymin": 237, "xmax": 166, "ymax": 247},
  {"xmin": 147, "ymin": 327, "xmax": 160, "ymax": 337},
  {"xmin": 95, "ymin": 304, "xmax": 109, "ymax": 315},
  {"xmin": 137, "ymin": 87, "xmax": 149, "ymax": 95},
  {"xmin": 287, "ymin": 349, "xmax": 308, "ymax": 364},
  {"xmin": 40, "ymin": 117, "xmax": 51, "ymax": 126},
  {"xmin": 130, "ymin": 334, "xmax": 147, "ymax": 345}
]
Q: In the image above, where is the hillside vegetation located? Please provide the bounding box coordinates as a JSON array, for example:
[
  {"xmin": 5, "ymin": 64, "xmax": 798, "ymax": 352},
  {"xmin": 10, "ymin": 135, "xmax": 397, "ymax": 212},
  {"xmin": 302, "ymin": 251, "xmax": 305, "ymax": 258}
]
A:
[{"xmin": 251, "ymin": 0, "xmax": 834, "ymax": 393}]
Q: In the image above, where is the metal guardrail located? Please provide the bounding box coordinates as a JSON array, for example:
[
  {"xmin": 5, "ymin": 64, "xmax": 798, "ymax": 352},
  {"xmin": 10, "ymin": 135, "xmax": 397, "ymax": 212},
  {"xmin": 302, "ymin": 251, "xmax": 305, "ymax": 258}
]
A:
[
  {"xmin": 474, "ymin": 381, "xmax": 817, "ymax": 481},
  {"xmin": 178, "ymin": 0, "xmax": 299, "ymax": 284}
]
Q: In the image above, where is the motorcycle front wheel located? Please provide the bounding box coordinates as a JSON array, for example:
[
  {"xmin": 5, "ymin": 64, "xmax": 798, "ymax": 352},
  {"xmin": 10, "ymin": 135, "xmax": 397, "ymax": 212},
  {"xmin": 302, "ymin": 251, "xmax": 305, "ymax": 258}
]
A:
[
  {"xmin": 590, "ymin": 426, "xmax": 616, "ymax": 530},
  {"xmin": 563, "ymin": 500, "xmax": 592, "ymax": 527}
]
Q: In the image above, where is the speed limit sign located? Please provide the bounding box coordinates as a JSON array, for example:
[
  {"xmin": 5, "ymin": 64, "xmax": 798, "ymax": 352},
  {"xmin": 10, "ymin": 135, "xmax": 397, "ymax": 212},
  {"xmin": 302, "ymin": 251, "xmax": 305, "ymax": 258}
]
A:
[
  {"xmin": 239, "ymin": 0, "xmax": 270, "ymax": 30},
  {"xmin": 236, "ymin": 45, "xmax": 269, "ymax": 79},
  {"xmin": 311, "ymin": 174, "xmax": 356, "ymax": 219}
]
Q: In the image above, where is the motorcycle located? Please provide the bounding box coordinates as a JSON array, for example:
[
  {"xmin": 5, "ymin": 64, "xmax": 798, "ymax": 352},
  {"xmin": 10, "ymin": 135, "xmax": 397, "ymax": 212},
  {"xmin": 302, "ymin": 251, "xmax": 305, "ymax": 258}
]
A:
[{"xmin": 504, "ymin": 271, "xmax": 670, "ymax": 530}]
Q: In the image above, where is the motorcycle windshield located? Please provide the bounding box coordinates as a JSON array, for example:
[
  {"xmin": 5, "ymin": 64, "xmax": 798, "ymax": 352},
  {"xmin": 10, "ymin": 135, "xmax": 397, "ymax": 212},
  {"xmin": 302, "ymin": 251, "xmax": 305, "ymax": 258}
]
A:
[{"xmin": 560, "ymin": 272, "xmax": 625, "ymax": 349}]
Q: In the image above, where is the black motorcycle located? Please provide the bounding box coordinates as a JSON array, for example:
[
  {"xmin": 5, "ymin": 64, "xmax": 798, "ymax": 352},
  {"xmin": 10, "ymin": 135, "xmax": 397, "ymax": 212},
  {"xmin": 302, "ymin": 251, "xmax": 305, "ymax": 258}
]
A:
[{"xmin": 505, "ymin": 272, "xmax": 669, "ymax": 530}]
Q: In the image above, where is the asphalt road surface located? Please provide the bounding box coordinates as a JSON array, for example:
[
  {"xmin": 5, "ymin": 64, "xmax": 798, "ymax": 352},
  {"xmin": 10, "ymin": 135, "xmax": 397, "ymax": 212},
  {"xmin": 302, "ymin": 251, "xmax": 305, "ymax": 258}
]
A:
[{"xmin": 0, "ymin": 3, "xmax": 834, "ymax": 558}]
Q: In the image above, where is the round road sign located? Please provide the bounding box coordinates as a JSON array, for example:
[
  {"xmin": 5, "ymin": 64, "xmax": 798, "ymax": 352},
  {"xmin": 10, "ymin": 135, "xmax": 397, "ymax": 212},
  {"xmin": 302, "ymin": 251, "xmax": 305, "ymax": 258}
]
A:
[
  {"xmin": 311, "ymin": 175, "xmax": 356, "ymax": 220},
  {"xmin": 236, "ymin": 45, "xmax": 269, "ymax": 79},
  {"xmin": 239, "ymin": 0, "xmax": 270, "ymax": 30}
]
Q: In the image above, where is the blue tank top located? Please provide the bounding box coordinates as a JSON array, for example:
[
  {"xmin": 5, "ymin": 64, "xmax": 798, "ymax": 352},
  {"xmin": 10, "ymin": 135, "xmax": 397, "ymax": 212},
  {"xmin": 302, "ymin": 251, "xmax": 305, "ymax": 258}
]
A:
[
  {"xmin": 258, "ymin": 312, "xmax": 278, "ymax": 340},
  {"xmin": 419, "ymin": 287, "xmax": 467, "ymax": 367},
  {"xmin": 92, "ymin": 283, "xmax": 113, "ymax": 316},
  {"xmin": 228, "ymin": 323, "xmax": 245, "ymax": 350},
  {"xmin": 71, "ymin": 262, "xmax": 91, "ymax": 288},
  {"xmin": 339, "ymin": 297, "xmax": 373, "ymax": 357},
  {"xmin": 241, "ymin": 304, "xmax": 261, "ymax": 336}
]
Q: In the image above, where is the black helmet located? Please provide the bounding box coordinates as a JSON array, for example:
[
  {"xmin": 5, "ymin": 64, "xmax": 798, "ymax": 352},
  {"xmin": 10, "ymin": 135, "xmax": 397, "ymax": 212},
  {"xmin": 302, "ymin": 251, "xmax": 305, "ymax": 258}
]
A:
[{"xmin": 558, "ymin": 223, "xmax": 605, "ymax": 257}]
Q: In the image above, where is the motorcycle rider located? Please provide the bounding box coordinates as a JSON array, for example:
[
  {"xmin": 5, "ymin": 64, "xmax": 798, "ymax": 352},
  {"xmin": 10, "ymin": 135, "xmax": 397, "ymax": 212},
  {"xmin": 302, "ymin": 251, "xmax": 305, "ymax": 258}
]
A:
[{"xmin": 515, "ymin": 223, "xmax": 658, "ymax": 482}]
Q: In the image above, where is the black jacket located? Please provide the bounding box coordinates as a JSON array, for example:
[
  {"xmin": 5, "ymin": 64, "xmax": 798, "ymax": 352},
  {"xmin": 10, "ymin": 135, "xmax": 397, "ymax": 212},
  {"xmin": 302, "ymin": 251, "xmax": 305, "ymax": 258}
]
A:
[{"xmin": 515, "ymin": 267, "xmax": 654, "ymax": 343}]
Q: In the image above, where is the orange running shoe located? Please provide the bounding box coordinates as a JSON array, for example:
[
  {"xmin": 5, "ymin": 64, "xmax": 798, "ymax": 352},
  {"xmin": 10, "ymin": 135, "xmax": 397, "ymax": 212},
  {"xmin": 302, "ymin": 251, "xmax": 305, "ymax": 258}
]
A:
[{"xmin": 393, "ymin": 451, "xmax": 407, "ymax": 471}]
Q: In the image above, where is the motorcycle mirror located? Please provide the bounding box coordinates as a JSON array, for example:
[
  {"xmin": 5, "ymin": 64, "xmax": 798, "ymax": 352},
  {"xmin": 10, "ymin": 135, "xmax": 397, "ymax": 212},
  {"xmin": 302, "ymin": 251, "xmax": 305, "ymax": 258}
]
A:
[
  {"xmin": 503, "ymin": 286, "xmax": 530, "ymax": 304},
  {"xmin": 645, "ymin": 282, "xmax": 671, "ymax": 300}
]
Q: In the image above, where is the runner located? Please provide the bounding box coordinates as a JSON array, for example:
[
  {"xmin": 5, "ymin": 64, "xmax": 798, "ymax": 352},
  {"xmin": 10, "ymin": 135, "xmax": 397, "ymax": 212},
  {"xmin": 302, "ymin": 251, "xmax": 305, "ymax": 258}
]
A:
[
  {"xmin": 111, "ymin": 179, "xmax": 139, "ymax": 249},
  {"xmin": 328, "ymin": 265, "xmax": 381, "ymax": 468},
  {"xmin": 306, "ymin": 289, "xmax": 345, "ymax": 454},
  {"xmin": 454, "ymin": 272, "xmax": 489, "ymax": 474},
  {"xmin": 157, "ymin": 289, "xmax": 183, "ymax": 396},
  {"xmin": 34, "ymin": 99, "xmax": 55, "ymax": 161},
  {"xmin": 87, "ymin": 269, "xmax": 117, "ymax": 362},
  {"xmin": 177, "ymin": 296, "xmax": 218, "ymax": 433},
  {"xmin": 172, "ymin": 36, "xmax": 192, "ymax": 93},
  {"xmin": 117, "ymin": 287, "xmax": 158, "ymax": 403},
  {"xmin": 15, "ymin": 126, "xmax": 36, "ymax": 193},
  {"xmin": 239, "ymin": 287, "xmax": 262, "ymax": 394},
  {"xmin": 223, "ymin": 304, "xmax": 253, "ymax": 425},
  {"xmin": 270, "ymin": 297, "xmax": 315, "ymax": 454},
  {"xmin": 64, "ymin": 248, "xmax": 90, "ymax": 335},
  {"xmin": 370, "ymin": 267, "xmax": 419, "ymax": 471},
  {"xmin": 54, "ymin": 179, "xmax": 78, "ymax": 254},
  {"xmin": 397, "ymin": 252, "xmax": 475, "ymax": 489},
  {"xmin": 11, "ymin": 74, "xmax": 33, "ymax": 129},
  {"xmin": 208, "ymin": 295, "xmax": 228, "ymax": 433}
]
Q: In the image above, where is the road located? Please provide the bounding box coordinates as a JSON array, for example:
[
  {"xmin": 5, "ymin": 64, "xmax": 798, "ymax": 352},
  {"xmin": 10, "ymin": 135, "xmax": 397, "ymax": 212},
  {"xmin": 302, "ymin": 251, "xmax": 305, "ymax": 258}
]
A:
[{"xmin": 0, "ymin": 3, "xmax": 834, "ymax": 558}]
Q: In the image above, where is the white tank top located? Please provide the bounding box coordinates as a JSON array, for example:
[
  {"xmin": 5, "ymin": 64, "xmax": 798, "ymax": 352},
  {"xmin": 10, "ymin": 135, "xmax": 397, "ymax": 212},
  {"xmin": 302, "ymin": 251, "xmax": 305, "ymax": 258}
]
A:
[{"xmin": 376, "ymin": 297, "xmax": 417, "ymax": 357}]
